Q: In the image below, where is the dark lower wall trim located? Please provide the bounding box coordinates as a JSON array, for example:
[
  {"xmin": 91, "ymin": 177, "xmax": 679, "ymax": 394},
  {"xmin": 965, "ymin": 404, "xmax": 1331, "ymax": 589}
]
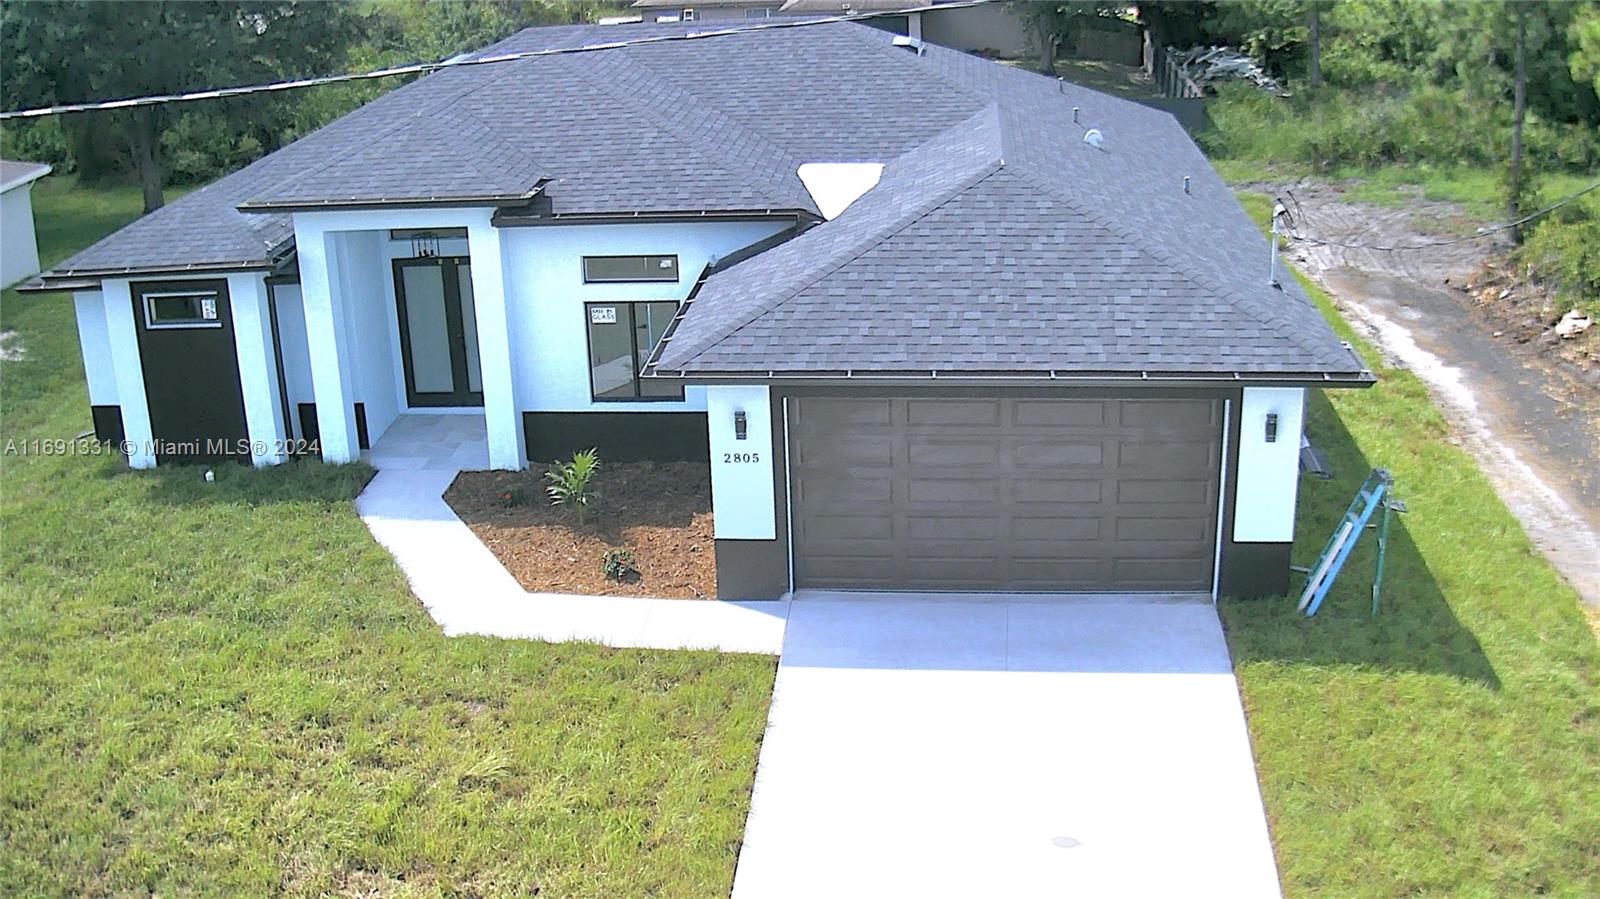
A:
[
  {"xmin": 714, "ymin": 538, "xmax": 790, "ymax": 600},
  {"xmin": 1219, "ymin": 542, "xmax": 1294, "ymax": 598},
  {"xmin": 296, "ymin": 402, "xmax": 371, "ymax": 455},
  {"xmin": 91, "ymin": 405, "xmax": 124, "ymax": 445},
  {"xmin": 523, "ymin": 412, "xmax": 708, "ymax": 463}
]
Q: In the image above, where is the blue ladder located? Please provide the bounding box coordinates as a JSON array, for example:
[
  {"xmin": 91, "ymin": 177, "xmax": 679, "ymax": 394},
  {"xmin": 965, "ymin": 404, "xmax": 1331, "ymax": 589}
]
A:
[{"xmin": 1297, "ymin": 469, "xmax": 1405, "ymax": 617}]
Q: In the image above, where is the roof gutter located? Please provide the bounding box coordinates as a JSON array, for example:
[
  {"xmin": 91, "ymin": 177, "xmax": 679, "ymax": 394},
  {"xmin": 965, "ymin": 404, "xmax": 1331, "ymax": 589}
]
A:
[
  {"xmin": 642, "ymin": 368, "xmax": 1378, "ymax": 390},
  {"xmin": 236, "ymin": 189, "xmax": 545, "ymax": 214},
  {"xmin": 17, "ymin": 242, "xmax": 295, "ymax": 294},
  {"xmin": 492, "ymin": 207, "xmax": 821, "ymax": 228}
]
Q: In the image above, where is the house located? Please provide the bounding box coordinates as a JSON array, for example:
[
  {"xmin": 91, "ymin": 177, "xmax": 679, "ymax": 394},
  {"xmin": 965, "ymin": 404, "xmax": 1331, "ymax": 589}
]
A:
[
  {"xmin": 26, "ymin": 21, "xmax": 1371, "ymax": 600},
  {"xmin": 1, "ymin": 159, "xmax": 52, "ymax": 288},
  {"xmin": 630, "ymin": 0, "xmax": 1033, "ymax": 58}
]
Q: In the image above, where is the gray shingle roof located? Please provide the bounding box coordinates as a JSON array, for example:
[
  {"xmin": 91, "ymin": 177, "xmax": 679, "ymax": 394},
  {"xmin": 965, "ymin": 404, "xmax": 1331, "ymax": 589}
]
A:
[{"xmin": 41, "ymin": 20, "xmax": 1364, "ymax": 379}]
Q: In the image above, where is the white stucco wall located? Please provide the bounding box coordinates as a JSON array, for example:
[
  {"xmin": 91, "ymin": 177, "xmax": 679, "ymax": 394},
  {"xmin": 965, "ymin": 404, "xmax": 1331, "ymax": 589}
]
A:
[
  {"xmin": 270, "ymin": 283, "xmax": 314, "ymax": 437},
  {"xmin": 1, "ymin": 183, "xmax": 42, "ymax": 289},
  {"xmin": 921, "ymin": 4, "xmax": 1030, "ymax": 57},
  {"xmin": 332, "ymin": 230, "xmax": 401, "ymax": 444},
  {"xmin": 500, "ymin": 219, "xmax": 790, "ymax": 413},
  {"xmin": 72, "ymin": 290, "xmax": 117, "ymax": 406},
  {"xmin": 706, "ymin": 384, "xmax": 776, "ymax": 540},
  {"xmin": 1233, "ymin": 387, "xmax": 1306, "ymax": 543}
]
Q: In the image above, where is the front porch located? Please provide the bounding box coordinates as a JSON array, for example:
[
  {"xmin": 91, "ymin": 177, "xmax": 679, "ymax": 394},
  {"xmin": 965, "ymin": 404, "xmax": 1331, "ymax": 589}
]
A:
[
  {"xmin": 366, "ymin": 413, "xmax": 490, "ymax": 471},
  {"xmin": 292, "ymin": 209, "xmax": 525, "ymax": 470}
]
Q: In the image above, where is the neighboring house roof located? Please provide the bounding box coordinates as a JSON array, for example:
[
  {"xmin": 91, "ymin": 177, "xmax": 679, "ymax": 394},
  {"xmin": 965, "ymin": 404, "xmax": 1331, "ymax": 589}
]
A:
[
  {"xmin": 0, "ymin": 160, "xmax": 52, "ymax": 194},
  {"xmin": 36, "ymin": 20, "xmax": 1365, "ymax": 381},
  {"xmin": 630, "ymin": 0, "xmax": 932, "ymax": 8}
]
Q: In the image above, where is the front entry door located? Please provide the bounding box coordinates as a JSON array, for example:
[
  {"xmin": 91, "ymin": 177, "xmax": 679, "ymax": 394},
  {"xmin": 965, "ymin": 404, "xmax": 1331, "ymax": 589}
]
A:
[{"xmin": 393, "ymin": 257, "xmax": 483, "ymax": 407}]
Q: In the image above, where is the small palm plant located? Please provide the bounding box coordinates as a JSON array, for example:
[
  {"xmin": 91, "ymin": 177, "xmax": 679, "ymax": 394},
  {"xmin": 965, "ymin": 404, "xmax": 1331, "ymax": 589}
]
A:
[{"xmin": 544, "ymin": 448, "xmax": 599, "ymax": 526}]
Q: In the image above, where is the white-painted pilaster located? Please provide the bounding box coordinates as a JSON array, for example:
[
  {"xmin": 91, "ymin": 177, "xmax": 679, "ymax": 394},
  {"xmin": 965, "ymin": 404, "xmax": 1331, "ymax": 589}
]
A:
[
  {"xmin": 100, "ymin": 279, "xmax": 155, "ymax": 469},
  {"xmin": 467, "ymin": 214, "xmax": 526, "ymax": 470},
  {"xmin": 293, "ymin": 219, "xmax": 361, "ymax": 464},
  {"xmin": 1233, "ymin": 387, "xmax": 1306, "ymax": 542},
  {"xmin": 707, "ymin": 385, "xmax": 775, "ymax": 540},
  {"xmin": 226, "ymin": 272, "xmax": 288, "ymax": 466},
  {"xmin": 72, "ymin": 290, "xmax": 117, "ymax": 406}
]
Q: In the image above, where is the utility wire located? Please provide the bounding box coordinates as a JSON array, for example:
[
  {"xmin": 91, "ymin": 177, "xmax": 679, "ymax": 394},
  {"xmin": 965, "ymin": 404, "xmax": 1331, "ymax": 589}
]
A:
[
  {"xmin": 0, "ymin": 0, "xmax": 984, "ymax": 120},
  {"xmin": 1276, "ymin": 179, "xmax": 1600, "ymax": 252}
]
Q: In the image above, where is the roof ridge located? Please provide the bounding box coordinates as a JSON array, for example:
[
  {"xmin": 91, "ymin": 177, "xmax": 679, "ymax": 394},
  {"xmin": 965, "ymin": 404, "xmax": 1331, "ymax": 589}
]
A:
[
  {"xmin": 665, "ymin": 159, "xmax": 1005, "ymax": 369},
  {"xmin": 549, "ymin": 51, "xmax": 814, "ymax": 212},
  {"xmin": 1002, "ymin": 159, "xmax": 1343, "ymax": 363}
]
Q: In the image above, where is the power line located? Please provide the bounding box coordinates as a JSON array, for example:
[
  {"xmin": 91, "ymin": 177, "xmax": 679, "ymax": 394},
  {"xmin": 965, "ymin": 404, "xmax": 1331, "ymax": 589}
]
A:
[
  {"xmin": 0, "ymin": 0, "xmax": 985, "ymax": 120},
  {"xmin": 1277, "ymin": 179, "xmax": 1600, "ymax": 252}
]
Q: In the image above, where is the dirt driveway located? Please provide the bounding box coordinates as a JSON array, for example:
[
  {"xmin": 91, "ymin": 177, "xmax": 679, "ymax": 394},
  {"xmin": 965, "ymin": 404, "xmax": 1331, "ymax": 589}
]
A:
[{"xmin": 1256, "ymin": 180, "xmax": 1600, "ymax": 606}]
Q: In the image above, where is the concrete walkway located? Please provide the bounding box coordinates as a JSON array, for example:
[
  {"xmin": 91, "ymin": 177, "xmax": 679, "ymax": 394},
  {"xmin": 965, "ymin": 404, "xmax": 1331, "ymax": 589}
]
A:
[
  {"xmin": 354, "ymin": 467, "xmax": 788, "ymax": 654},
  {"xmin": 731, "ymin": 593, "xmax": 1282, "ymax": 899}
]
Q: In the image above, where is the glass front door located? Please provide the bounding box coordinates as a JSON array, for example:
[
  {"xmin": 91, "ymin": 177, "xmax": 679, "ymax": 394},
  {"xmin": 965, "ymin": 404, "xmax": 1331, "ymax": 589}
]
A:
[{"xmin": 393, "ymin": 257, "xmax": 483, "ymax": 407}]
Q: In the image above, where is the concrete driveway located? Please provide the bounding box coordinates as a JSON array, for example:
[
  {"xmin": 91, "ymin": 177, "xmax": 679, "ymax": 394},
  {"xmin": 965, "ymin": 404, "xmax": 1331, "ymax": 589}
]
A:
[{"xmin": 731, "ymin": 593, "xmax": 1281, "ymax": 899}]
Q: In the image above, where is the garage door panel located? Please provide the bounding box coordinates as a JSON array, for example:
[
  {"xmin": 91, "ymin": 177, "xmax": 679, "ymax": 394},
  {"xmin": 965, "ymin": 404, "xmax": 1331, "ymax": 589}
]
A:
[
  {"xmin": 796, "ymin": 476, "xmax": 892, "ymax": 504},
  {"xmin": 1010, "ymin": 517, "xmax": 1103, "ymax": 542},
  {"xmin": 906, "ymin": 478, "xmax": 999, "ymax": 503},
  {"xmin": 796, "ymin": 435, "xmax": 897, "ymax": 467},
  {"xmin": 1118, "ymin": 441, "xmax": 1218, "ymax": 474},
  {"xmin": 1012, "ymin": 400, "xmax": 1105, "ymax": 427},
  {"xmin": 905, "ymin": 399, "xmax": 1001, "ymax": 427},
  {"xmin": 905, "ymin": 516, "xmax": 1002, "ymax": 541},
  {"xmin": 907, "ymin": 439, "xmax": 1002, "ymax": 467},
  {"xmin": 1017, "ymin": 479, "xmax": 1104, "ymax": 503},
  {"xmin": 1119, "ymin": 479, "xmax": 1211, "ymax": 504},
  {"xmin": 1119, "ymin": 399, "xmax": 1219, "ymax": 429},
  {"xmin": 798, "ymin": 398, "xmax": 893, "ymax": 427},
  {"xmin": 790, "ymin": 396, "xmax": 1221, "ymax": 592},
  {"xmin": 1013, "ymin": 442, "xmax": 1105, "ymax": 468}
]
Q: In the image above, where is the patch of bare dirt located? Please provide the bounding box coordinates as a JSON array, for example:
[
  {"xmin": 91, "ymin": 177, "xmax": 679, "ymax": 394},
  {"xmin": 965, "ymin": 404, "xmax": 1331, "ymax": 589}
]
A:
[
  {"xmin": 445, "ymin": 461, "xmax": 715, "ymax": 599},
  {"xmin": 1459, "ymin": 261, "xmax": 1598, "ymax": 372},
  {"xmin": 1244, "ymin": 176, "xmax": 1600, "ymax": 606}
]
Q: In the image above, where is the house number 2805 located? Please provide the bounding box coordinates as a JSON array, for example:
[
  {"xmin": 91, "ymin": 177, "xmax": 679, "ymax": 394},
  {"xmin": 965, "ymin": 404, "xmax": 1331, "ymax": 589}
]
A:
[{"xmin": 723, "ymin": 452, "xmax": 761, "ymax": 464}]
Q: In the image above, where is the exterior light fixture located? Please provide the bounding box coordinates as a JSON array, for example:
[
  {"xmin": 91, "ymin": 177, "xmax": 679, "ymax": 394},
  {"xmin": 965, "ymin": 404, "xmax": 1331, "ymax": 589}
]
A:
[
  {"xmin": 1265, "ymin": 412, "xmax": 1279, "ymax": 443},
  {"xmin": 734, "ymin": 409, "xmax": 748, "ymax": 441}
]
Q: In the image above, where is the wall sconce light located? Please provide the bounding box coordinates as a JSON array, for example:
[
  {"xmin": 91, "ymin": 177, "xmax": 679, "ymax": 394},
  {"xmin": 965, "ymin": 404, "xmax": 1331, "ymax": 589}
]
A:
[
  {"xmin": 734, "ymin": 409, "xmax": 748, "ymax": 441},
  {"xmin": 1265, "ymin": 412, "xmax": 1280, "ymax": 443}
]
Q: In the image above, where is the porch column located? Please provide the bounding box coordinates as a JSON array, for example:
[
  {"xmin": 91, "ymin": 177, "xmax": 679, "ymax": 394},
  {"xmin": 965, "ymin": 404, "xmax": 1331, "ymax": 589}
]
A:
[
  {"xmin": 226, "ymin": 272, "xmax": 289, "ymax": 467},
  {"xmin": 101, "ymin": 278, "xmax": 156, "ymax": 469},
  {"xmin": 293, "ymin": 219, "xmax": 361, "ymax": 464},
  {"xmin": 466, "ymin": 215, "xmax": 526, "ymax": 470}
]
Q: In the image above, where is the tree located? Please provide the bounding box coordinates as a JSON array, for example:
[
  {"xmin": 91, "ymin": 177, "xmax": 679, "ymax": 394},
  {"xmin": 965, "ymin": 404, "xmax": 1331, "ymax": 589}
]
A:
[
  {"xmin": 1509, "ymin": 1, "xmax": 1529, "ymax": 237},
  {"xmin": 1572, "ymin": 1, "xmax": 1600, "ymax": 96},
  {"xmin": 1308, "ymin": 0, "xmax": 1323, "ymax": 88},
  {"xmin": 2, "ymin": 1, "xmax": 359, "ymax": 213}
]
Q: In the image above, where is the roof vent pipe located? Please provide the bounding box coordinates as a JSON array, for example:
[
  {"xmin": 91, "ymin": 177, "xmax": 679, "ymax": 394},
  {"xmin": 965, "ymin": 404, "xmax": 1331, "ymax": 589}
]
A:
[
  {"xmin": 1072, "ymin": 106, "xmax": 1080, "ymax": 124},
  {"xmin": 1082, "ymin": 128, "xmax": 1103, "ymax": 148},
  {"xmin": 1268, "ymin": 201, "xmax": 1288, "ymax": 289},
  {"xmin": 1183, "ymin": 176, "xmax": 1191, "ymax": 195}
]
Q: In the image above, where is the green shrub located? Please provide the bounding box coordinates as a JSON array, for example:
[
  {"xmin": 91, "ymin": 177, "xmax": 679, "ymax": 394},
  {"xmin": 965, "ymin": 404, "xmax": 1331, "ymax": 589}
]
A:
[
  {"xmin": 544, "ymin": 448, "xmax": 599, "ymax": 526},
  {"xmin": 1520, "ymin": 191, "xmax": 1600, "ymax": 315},
  {"xmin": 600, "ymin": 548, "xmax": 638, "ymax": 582}
]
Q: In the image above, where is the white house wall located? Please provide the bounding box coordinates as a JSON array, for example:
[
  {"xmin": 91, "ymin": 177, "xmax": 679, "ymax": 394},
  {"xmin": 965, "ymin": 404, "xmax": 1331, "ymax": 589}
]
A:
[
  {"xmin": 0, "ymin": 183, "xmax": 42, "ymax": 289},
  {"xmin": 706, "ymin": 385, "xmax": 776, "ymax": 540},
  {"xmin": 72, "ymin": 290, "xmax": 118, "ymax": 406},
  {"xmin": 270, "ymin": 283, "xmax": 314, "ymax": 437},
  {"xmin": 332, "ymin": 230, "xmax": 401, "ymax": 444},
  {"xmin": 1232, "ymin": 386, "xmax": 1306, "ymax": 542},
  {"xmin": 500, "ymin": 219, "xmax": 790, "ymax": 413}
]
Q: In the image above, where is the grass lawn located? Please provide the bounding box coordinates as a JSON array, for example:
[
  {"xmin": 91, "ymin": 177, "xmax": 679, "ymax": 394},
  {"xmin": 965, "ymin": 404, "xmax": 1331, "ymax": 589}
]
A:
[
  {"xmin": 2, "ymin": 179, "xmax": 776, "ymax": 897},
  {"xmin": 1226, "ymin": 193, "xmax": 1600, "ymax": 898}
]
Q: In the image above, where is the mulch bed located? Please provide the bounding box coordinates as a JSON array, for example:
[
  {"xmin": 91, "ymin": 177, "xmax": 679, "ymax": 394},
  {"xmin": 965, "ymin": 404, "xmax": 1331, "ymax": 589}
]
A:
[{"xmin": 445, "ymin": 461, "xmax": 716, "ymax": 599}]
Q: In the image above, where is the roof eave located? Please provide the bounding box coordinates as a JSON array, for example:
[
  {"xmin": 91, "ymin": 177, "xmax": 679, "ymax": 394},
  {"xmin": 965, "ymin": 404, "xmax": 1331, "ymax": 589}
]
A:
[
  {"xmin": 236, "ymin": 183, "xmax": 548, "ymax": 215},
  {"xmin": 641, "ymin": 368, "xmax": 1378, "ymax": 389},
  {"xmin": 0, "ymin": 163, "xmax": 53, "ymax": 194},
  {"xmin": 492, "ymin": 207, "xmax": 822, "ymax": 227}
]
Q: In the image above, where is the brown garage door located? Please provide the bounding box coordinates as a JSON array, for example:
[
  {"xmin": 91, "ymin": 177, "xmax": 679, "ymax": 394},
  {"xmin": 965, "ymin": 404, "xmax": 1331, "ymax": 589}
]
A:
[{"xmin": 788, "ymin": 396, "xmax": 1223, "ymax": 592}]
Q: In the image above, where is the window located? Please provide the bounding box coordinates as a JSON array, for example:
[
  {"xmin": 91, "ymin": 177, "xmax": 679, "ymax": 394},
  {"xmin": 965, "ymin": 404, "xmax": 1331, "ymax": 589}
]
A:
[
  {"xmin": 142, "ymin": 291, "xmax": 222, "ymax": 329},
  {"xmin": 682, "ymin": 8, "xmax": 696, "ymax": 21},
  {"xmin": 582, "ymin": 254, "xmax": 679, "ymax": 283},
  {"xmin": 586, "ymin": 301, "xmax": 682, "ymax": 401},
  {"xmin": 743, "ymin": 7, "xmax": 774, "ymax": 18}
]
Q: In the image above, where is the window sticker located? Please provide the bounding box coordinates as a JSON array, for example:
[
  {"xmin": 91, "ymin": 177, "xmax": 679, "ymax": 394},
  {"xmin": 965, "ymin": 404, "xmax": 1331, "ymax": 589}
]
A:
[{"xmin": 591, "ymin": 306, "xmax": 617, "ymax": 324}]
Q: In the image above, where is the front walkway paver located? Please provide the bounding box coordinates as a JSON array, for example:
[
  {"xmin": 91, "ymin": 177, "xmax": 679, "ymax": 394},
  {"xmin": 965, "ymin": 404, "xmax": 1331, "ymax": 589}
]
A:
[{"xmin": 731, "ymin": 593, "xmax": 1282, "ymax": 899}]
